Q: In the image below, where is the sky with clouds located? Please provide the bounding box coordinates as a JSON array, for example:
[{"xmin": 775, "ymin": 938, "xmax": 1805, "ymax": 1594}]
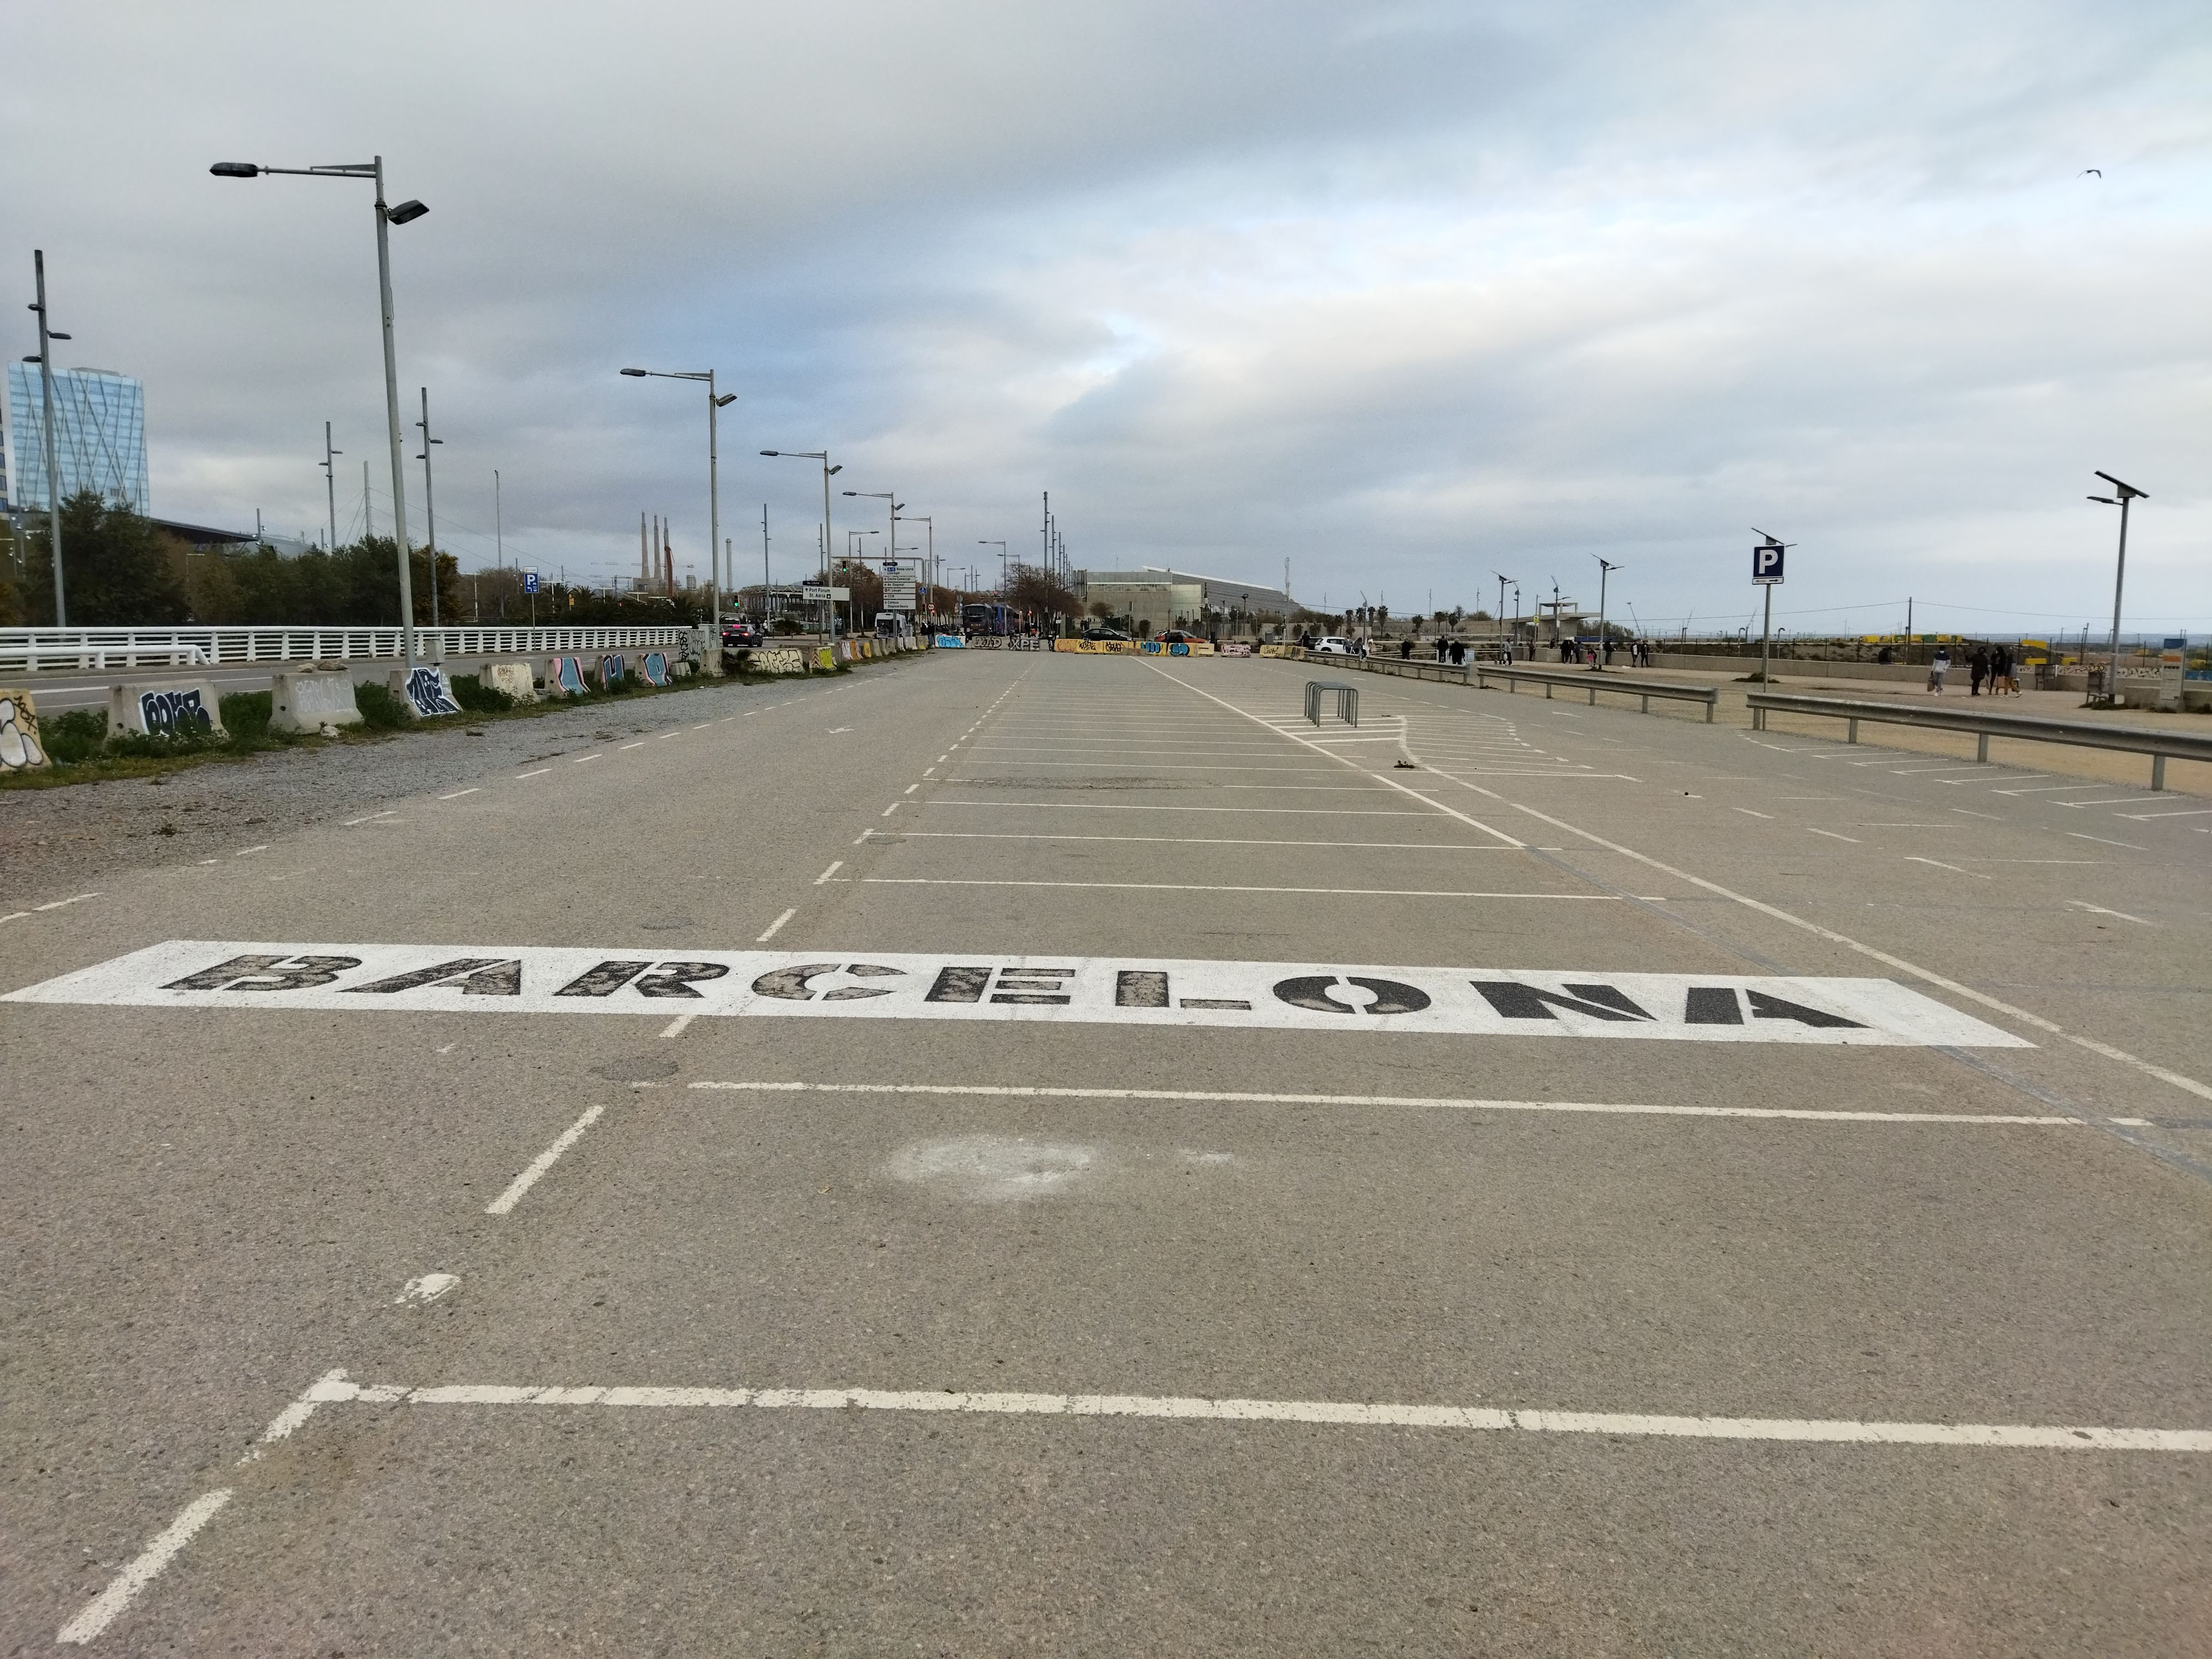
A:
[{"xmin": 4, "ymin": 0, "xmax": 2206, "ymax": 636}]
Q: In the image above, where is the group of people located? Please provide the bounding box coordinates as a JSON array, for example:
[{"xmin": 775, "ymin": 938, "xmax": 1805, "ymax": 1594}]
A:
[
  {"xmin": 1926, "ymin": 643, "xmax": 2021, "ymax": 696},
  {"xmin": 1383, "ymin": 633, "xmax": 1652, "ymax": 669}
]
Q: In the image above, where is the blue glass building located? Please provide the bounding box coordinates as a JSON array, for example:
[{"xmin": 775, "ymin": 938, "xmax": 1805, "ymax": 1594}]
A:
[{"xmin": 6, "ymin": 363, "xmax": 149, "ymax": 513}]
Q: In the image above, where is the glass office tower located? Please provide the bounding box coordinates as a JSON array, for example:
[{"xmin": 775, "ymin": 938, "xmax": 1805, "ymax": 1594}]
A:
[{"xmin": 7, "ymin": 363, "xmax": 149, "ymax": 513}]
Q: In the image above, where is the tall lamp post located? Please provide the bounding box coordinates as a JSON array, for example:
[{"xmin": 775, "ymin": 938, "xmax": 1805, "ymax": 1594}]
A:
[
  {"xmin": 414, "ymin": 387, "xmax": 444, "ymax": 628},
  {"xmin": 212, "ymin": 157, "xmax": 428, "ymax": 675},
  {"xmin": 2086, "ymin": 471, "xmax": 2148, "ymax": 706},
  {"xmin": 623, "ymin": 367, "xmax": 734, "ymax": 627},
  {"xmin": 24, "ymin": 250, "xmax": 73, "ymax": 625},
  {"xmin": 1593, "ymin": 557, "xmax": 1620, "ymax": 669},
  {"xmin": 762, "ymin": 450, "xmax": 841, "ymax": 640},
  {"xmin": 1493, "ymin": 572, "xmax": 1513, "ymax": 654},
  {"xmin": 321, "ymin": 423, "xmax": 343, "ymax": 550}
]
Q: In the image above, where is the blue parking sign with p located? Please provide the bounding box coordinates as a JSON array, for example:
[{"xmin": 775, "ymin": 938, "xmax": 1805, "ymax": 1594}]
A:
[
  {"xmin": 524, "ymin": 570, "xmax": 540, "ymax": 594},
  {"xmin": 1752, "ymin": 543, "xmax": 1785, "ymax": 585}
]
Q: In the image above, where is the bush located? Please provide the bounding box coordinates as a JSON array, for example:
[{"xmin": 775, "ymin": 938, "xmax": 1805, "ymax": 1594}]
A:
[
  {"xmin": 220, "ymin": 690, "xmax": 273, "ymax": 742},
  {"xmin": 355, "ymin": 681, "xmax": 408, "ymax": 729},
  {"xmin": 449, "ymin": 674, "xmax": 514, "ymax": 714},
  {"xmin": 42, "ymin": 707, "xmax": 106, "ymax": 764}
]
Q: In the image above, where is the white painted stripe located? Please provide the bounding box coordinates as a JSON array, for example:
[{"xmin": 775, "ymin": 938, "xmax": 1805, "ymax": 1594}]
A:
[
  {"xmin": 291, "ymin": 1374, "xmax": 2212, "ymax": 1453},
  {"xmin": 515, "ymin": 767, "xmax": 552, "ymax": 779},
  {"xmin": 813, "ymin": 860, "xmax": 842, "ymax": 884},
  {"xmin": 57, "ymin": 1489, "xmax": 234, "ymax": 1645},
  {"xmin": 2065, "ymin": 901, "xmax": 2151, "ymax": 925},
  {"xmin": 860, "ymin": 877, "xmax": 1623, "ymax": 900},
  {"xmin": 1905, "ymin": 857, "xmax": 1990, "ymax": 879},
  {"xmin": 572, "ymin": 754, "xmax": 601, "ymax": 765},
  {"xmin": 688, "ymin": 1078, "xmax": 2078, "ymax": 1124},
  {"xmin": 2067, "ymin": 832, "xmax": 2146, "ymax": 849},
  {"xmin": 341, "ymin": 810, "xmax": 397, "ymax": 826},
  {"xmin": 486, "ymin": 1104, "xmax": 607, "ymax": 1216},
  {"xmin": 2053, "ymin": 796, "xmax": 2167, "ymax": 808},
  {"xmin": 1807, "ymin": 828, "xmax": 1860, "ymax": 842},
  {"xmin": 17, "ymin": 942, "xmax": 2026, "ymax": 1047},
  {"xmin": 2121, "ymin": 808, "xmax": 2212, "ymax": 820},
  {"xmin": 233, "ymin": 843, "xmax": 270, "ymax": 855},
  {"xmin": 926, "ymin": 800, "xmax": 1432, "ymax": 816},
  {"xmin": 864, "ymin": 831, "xmax": 1515, "ymax": 851},
  {"xmin": 6, "ymin": 891, "xmax": 102, "ymax": 924},
  {"xmin": 438, "ymin": 787, "xmax": 481, "ymax": 800},
  {"xmin": 659, "ymin": 1011, "xmax": 698, "ymax": 1038},
  {"xmin": 1733, "ymin": 808, "xmax": 1774, "ymax": 819},
  {"xmin": 754, "ymin": 907, "xmax": 797, "ymax": 942}
]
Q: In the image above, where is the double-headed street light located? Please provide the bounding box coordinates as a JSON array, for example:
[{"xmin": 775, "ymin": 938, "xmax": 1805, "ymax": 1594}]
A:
[
  {"xmin": 623, "ymin": 368, "xmax": 735, "ymax": 627},
  {"xmin": 23, "ymin": 250, "xmax": 73, "ymax": 625},
  {"xmin": 763, "ymin": 450, "xmax": 842, "ymax": 640},
  {"xmin": 212, "ymin": 157, "xmax": 429, "ymax": 674},
  {"xmin": 2086, "ymin": 471, "xmax": 2148, "ymax": 706}
]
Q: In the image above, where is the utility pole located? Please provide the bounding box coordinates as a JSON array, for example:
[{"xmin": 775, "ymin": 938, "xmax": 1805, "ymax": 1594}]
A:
[
  {"xmin": 363, "ymin": 461, "xmax": 374, "ymax": 541},
  {"xmin": 29, "ymin": 251, "xmax": 69, "ymax": 625},
  {"xmin": 1593, "ymin": 558, "xmax": 1620, "ymax": 668},
  {"xmin": 414, "ymin": 386, "xmax": 444, "ymax": 628},
  {"xmin": 761, "ymin": 503, "xmax": 770, "ymax": 614},
  {"xmin": 322, "ymin": 423, "xmax": 343, "ymax": 550},
  {"xmin": 494, "ymin": 468, "xmax": 503, "ymax": 568}
]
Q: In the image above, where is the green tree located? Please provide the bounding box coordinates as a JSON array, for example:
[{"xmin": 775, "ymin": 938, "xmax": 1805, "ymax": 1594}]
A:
[{"xmin": 18, "ymin": 492, "xmax": 189, "ymax": 625}]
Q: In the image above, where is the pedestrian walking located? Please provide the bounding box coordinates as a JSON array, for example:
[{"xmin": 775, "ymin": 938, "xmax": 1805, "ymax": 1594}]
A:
[
  {"xmin": 1970, "ymin": 645, "xmax": 1989, "ymax": 696},
  {"xmin": 1993, "ymin": 642, "xmax": 2016, "ymax": 695},
  {"xmin": 1928, "ymin": 646, "xmax": 1950, "ymax": 693}
]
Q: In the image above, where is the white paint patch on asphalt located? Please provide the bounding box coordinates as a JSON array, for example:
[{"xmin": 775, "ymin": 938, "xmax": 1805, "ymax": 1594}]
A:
[
  {"xmin": 1, "ymin": 891, "xmax": 102, "ymax": 925},
  {"xmin": 10, "ymin": 942, "xmax": 2033, "ymax": 1047},
  {"xmin": 2066, "ymin": 901, "xmax": 2151, "ymax": 925},
  {"xmin": 56, "ymin": 1488, "xmax": 234, "ymax": 1645},
  {"xmin": 688, "ymin": 1079, "xmax": 2080, "ymax": 1125},
  {"xmin": 886, "ymin": 1134, "xmax": 1099, "ymax": 1202},
  {"xmin": 486, "ymin": 1104, "xmax": 608, "ymax": 1216},
  {"xmin": 813, "ymin": 860, "xmax": 842, "ymax": 884},
  {"xmin": 281, "ymin": 1373, "xmax": 2212, "ymax": 1452},
  {"xmin": 659, "ymin": 1011, "xmax": 697, "ymax": 1038},
  {"xmin": 397, "ymin": 1272, "xmax": 459, "ymax": 1305},
  {"xmin": 438, "ymin": 787, "xmax": 482, "ymax": 800},
  {"xmin": 754, "ymin": 908, "xmax": 797, "ymax": 943}
]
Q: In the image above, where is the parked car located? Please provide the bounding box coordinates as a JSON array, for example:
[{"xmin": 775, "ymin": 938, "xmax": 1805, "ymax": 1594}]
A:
[
  {"xmin": 722, "ymin": 620, "xmax": 765, "ymax": 649},
  {"xmin": 1082, "ymin": 627, "xmax": 1132, "ymax": 641},
  {"xmin": 1311, "ymin": 636, "xmax": 1355, "ymax": 655},
  {"xmin": 1156, "ymin": 629, "xmax": 1203, "ymax": 645}
]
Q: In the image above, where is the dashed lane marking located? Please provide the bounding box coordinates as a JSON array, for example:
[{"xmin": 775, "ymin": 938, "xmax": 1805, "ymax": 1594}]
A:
[
  {"xmin": 439, "ymin": 787, "xmax": 481, "ymax": 800},
  {"xmin": 858, "ymin": 830, "xmax": 1516, "ymax": 851},
  {"xmin": 754, "ymin": 908, "xmax": 797, "ymax": 943},
  {"xmin": 485, "ymin": 1104, "xmax": 608, "ymax": 1216},
  {"xmin": 1807, "ymin": 828, "xmax": 1860, "ymax": 843},
  {"xmin": 516, "ymin": 768, "xmax": 552, "ymax": 779},
  {"xmin": 56, "ymin": 1490, "xmax": 234, "ymax": 1645},
  {"xmin": 2, "ymin": 891, "xmax": 103, "ymax": 924},
  {"xmin": 859, "ymin": 877, "xmax": 1640, "ymax": 900}
]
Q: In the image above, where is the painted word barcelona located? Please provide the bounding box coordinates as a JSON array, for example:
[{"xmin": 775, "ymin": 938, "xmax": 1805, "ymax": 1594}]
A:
[{"xmin": 7, "ymin": 943, "xmax": 2029, "ymax": 1047}]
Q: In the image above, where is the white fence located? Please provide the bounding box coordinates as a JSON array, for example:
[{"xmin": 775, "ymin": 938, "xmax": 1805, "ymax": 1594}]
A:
[{"xmin": 0, "ymin": 625, "xmax": 701, "ymax": 675}]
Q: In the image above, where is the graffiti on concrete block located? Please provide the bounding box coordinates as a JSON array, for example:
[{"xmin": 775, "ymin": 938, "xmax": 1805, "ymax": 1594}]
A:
[
  {"xmin": 0, "ymin": 691, "xmax": 49, "ymax": 770},
  {"xmin": 598, "ymin": 654, "xmax": 627, "ymax": 689},
  {"xmin": 640, "ymin": 651, "xmax": 670, "ymax": 686},
  {"xmin": 550, "ymin": 655, "xmax": 587, "ymax": 696},
  {"xmin": 139, "ymin": 687, "xmax": 216, "ymax": 734},
  {"xmin": 401, "ymin": 667, "xmax": 462, "ymax": 717}
]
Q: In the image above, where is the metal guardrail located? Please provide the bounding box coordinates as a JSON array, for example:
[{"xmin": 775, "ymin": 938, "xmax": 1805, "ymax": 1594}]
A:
[
  {"xmin": 1304, "ymin": 680, "xmax": 1358, "ymax": 726},
  {"xmin": 0, "ymin": 624, "xmax": 700, "ymax": 675},
  {"xmin": 1284, "ymin": 649, "xmax": 1718, "ymax": 721},
  {"xmin": 1746, "ymin": 691, "xmax": 2212, "ymax": 791}
]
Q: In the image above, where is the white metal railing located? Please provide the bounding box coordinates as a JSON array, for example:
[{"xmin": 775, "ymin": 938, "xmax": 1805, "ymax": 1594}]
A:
[{"xmin": 0, "ymin": 624, "xmax": 700, "ymax": 675}]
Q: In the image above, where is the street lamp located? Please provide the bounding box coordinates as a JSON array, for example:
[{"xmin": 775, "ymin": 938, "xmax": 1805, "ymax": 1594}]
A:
[
  {"xmin": 23, "ymin": 249, "xmax": 73, "ymax": 624},
  {"xmin": 2086, "ymin": 471, "xmax": 2148, "ymax": 706},
  {"xmin": 622, "ymin": 367, "xmax": 734, "ymax": 628},
  {"xmin": 763, "ymin": 450, "xmax": 841, "ymax": 641},
  {"xmin": 414, "ymin": 388, "xmax": 445, "ymax": 628},
  {"xmin": 211, "ymin": 157, "xmax": 429, "ymax": 675},
  {"xmin": 1493, "ymin": 572, "xmax": 1514, "ymax": 654},
  {"xmin": 1593, "ymin": 557, "xmax": 1621, "ymax": 669}
]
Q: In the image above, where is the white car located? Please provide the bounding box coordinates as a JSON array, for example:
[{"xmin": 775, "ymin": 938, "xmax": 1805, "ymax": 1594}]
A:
[{"xmin": 1312, "ymin": 636, "xmax": 1355, "ymax": 655}]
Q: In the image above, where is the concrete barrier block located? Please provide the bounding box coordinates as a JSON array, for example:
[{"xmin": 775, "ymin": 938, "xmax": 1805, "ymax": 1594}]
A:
[
  {"xmin": 639, "ymin": 651, "xmax": 671, "ymax": 686},
  {"xmin": 595, "ymin": 654, "xmax": 627, "ymax": 691},
  {"xmin": 0, "ymin": 687, "xmax": 51, "ymax": 771},
  {"xmin": 271, "ymin": 668, "xmax": 363, "ymax": 733},
  {"xmin": 547, "ymin": 655, "xmax": 588, "ymax": 696},
  {"xmin": 109, "ymin": 680, "xmax": 225, "ymax": 738},
  {"xmin": 479, "ymin": 659, "xmax": 538, "ymax": 704},
  {"xmin": 748, "ymin": 648, "xmax": 806, "ymax": 675},
  {"xmin": 387, "ymin": 665, "xmax": 462, "ymax": 718}
]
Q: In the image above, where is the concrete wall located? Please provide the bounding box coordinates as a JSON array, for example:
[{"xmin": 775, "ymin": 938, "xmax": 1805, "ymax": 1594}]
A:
[
  {"xmin": 272, "ymin": 669, "xmax": 362, "ymax": 733},
  {"xmin": 108, "ymin": 680, "xmax": 225, "ymax": 737}
]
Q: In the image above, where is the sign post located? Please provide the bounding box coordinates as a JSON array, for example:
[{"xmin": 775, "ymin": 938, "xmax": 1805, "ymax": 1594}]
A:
[
  {"xmin": 524, "ymin": 568, "xmax": 539, "ymax": 626},
  {"xmin": 1751, "ymin": 534, "xmax": 1787, "ymax": 686},
  {"xmin": 2159, "ymin": 636, "xmax": 2186, "ymax": 712}
]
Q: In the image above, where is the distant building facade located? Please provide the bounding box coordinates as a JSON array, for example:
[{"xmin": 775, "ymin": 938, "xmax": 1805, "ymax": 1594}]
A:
[
  {"xmin": 6, "ymin": 363, "xmax": 149, "ymax": 513},
  {"xmin": 1078, "ymin": 566, "xmax": 1296, "ymax": 631}
]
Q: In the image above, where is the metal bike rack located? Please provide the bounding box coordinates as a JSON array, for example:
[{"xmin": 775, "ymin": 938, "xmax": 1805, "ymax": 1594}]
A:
[{"xmin": 1305, "ymin": 680, "xmax": 1358, "ymax": 727}]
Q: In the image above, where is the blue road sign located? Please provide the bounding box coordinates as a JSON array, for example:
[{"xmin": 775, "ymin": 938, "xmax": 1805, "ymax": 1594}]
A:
[
  {"xmin": 524, "ymin": 570, "xmax": 540, "ymax": 594},
  {"xmin": 1752, "ymin": 543, "xmax": 1785, "ymax": 585}
]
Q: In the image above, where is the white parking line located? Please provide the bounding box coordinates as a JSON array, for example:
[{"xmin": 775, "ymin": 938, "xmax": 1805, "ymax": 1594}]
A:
[
  {"xmin": 859, "ymin": 830, "xmax": 1514, "ymax": 851},
  {"xmin": 1905, "ymin": 857, "xmax": 1991, "ymax": 879},
  {"xmin": 2067, "ymin": 832, "xmax": 2146, "ymax": 849},
  {"xmin": 2121, "ymin": 808, "xmax": 2212, "ymax": 821},
  {"xmin": 485, "ymin": 1103, "xmax": 608, "ymax": 1216},
  {"xmin": 1807, "ymin": 828, "xmax": 1860, "ymax": 842},
  {"xmin": 860, "ymin": 877, "xmax": 1630, "ymax": 900},
  {"xmin": 754, "ymin": 907, "xmax": 798, "ymax": 942},
  {"xmin": 287, "ymin": 1371, "xmax": 2212, "ymax": 1453},
  {"xmin": 1733, "ymin": 808, "xmax": 1775, "ymax": 819},
  {"xmin": 2066, "ymin": 901, "xmax": 2151, "ymax": 925},
  {"xmin": 516, "ymin": 768, "xmax": 552, "ymax": 779},
  {"xmin": 56, "ymin": 1489, "xmax": 234, "ymax": 1645},
  {"xmin": 439, "ymin": 788, "xmax": 481, "ymax": 800},
  {"xmin": 814, "ymin": 860, "xmax": 843, "ymax": 884},
  {"xmin": 3, "ymin": 891, "xmax": 104, "ymax": 924},
  {"xmin": 689, "ymin": 1078, "xmax": 2080, "ymax": 1125}
]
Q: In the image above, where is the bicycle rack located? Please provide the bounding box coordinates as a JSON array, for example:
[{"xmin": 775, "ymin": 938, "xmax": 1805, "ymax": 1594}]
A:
[{"xmin": 1305, "ymin": 680, "xmax": 1358, "ymax": 727}]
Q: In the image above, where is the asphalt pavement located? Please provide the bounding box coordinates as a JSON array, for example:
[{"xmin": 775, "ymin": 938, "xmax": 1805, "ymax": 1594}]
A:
[{"xmin": 4, "ymin": 649, "xmax": 2208, "ymax": 1655}]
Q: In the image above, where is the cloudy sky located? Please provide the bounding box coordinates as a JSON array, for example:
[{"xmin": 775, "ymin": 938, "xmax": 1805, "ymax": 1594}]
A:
[{"xmin": 4, "ymin": 0, "xmax": 2206, "ymax": 635}]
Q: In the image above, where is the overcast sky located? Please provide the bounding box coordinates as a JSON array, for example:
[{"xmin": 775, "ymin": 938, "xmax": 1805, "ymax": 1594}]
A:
[{"xmin": 5, "ymin": 1, "xmax": 2206, "ymax": 635}]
